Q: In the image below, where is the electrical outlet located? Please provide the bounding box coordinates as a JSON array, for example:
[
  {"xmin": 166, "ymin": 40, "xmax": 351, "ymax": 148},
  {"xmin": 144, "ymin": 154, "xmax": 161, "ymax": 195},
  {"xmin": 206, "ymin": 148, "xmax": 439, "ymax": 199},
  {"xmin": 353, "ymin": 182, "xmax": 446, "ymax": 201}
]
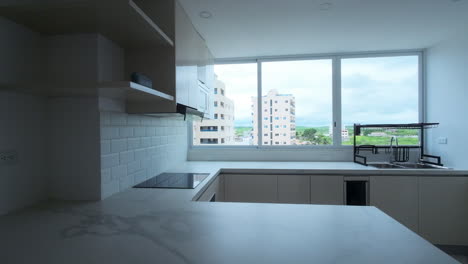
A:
[{"xmin": 0, "ymin": 151, "xmax": 18, "ymax": 164}]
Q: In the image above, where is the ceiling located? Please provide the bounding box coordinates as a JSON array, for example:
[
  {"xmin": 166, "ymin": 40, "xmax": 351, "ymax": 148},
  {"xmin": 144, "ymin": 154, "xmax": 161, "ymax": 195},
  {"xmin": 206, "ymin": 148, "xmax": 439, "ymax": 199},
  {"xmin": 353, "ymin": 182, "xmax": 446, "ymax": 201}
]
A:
[{"xmin": 178, "ymin": 0, "xmax": 468, "ymax": 59}]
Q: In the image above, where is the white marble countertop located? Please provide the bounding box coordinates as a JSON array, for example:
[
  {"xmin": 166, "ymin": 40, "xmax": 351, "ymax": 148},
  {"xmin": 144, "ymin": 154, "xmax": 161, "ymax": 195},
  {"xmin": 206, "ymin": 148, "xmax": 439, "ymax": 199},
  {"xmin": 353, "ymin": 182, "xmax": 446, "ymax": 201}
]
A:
[
  {"xmin": 0, "ymin": 161, "xmax": 464, "ymax": 264},
  {"xmin": 164, "ymin": 161, "xmax": 468, "ymax": 201}
]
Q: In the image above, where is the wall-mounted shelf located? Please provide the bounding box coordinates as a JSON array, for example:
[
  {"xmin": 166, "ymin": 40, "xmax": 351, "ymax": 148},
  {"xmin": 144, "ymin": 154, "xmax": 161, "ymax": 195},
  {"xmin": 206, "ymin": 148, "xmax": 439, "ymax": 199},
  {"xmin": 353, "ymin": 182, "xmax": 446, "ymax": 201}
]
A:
[
  {"xmin": 98, "ymin": 81, "xmax": 174, "ymax": 102},
  {"xmin": 0, "ymin": 0, "xmax": 174, "ymax": 48}
]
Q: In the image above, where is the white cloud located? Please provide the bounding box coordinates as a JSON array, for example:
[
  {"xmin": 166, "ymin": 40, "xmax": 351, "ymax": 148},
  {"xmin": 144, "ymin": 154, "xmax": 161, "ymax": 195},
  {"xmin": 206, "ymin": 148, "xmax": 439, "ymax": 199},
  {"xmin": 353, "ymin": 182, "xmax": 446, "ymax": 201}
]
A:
[{"xmin": 215, "ymin": 56, "xmax": 419, "ymax": 127}]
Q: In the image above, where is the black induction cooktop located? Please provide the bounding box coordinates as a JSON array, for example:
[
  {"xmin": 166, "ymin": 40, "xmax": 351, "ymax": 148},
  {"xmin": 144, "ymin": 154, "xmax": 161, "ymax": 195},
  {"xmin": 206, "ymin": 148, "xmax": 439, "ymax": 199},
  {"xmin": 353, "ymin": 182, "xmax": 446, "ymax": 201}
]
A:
[{"xmin": 133, "ymin": 173, "xmax": 210, "ymax": 189}]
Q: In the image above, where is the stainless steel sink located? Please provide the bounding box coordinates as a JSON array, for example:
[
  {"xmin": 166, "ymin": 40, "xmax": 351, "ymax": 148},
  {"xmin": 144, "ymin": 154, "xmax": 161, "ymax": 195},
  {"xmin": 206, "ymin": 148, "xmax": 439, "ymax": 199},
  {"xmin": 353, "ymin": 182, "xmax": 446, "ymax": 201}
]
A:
[
  {"xmin": 368, "ymin": 163, "xmax": 405, "ymax": 169},
  {"xmin": 394, "ymin": 163, "xmax": 448, "ymax": 169},
  {"xmin": 368, "ymin": 162, "xmax": 448, "ymax": 169}
]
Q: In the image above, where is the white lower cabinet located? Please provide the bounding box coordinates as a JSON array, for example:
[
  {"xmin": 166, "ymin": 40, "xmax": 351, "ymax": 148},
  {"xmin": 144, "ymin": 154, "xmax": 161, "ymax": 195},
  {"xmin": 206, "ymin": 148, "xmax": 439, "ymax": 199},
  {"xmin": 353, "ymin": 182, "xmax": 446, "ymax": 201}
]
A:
[
  {"xmin": 278, "ymin": 175, "xmax": 310, "ymax": 204},
  {"xmin": 419, "ymin": 177, "xmax": 468, "ymax": 246},
  {"xmin": 225, "ymin": 174, "xmax": 277, "ymax": 203},
  {"xmin": 370, "ymin": 176, "xmax": 419, "ymax": 233},
  {"xmin": 310, "ymin": 176, "xmax": 344, "ymax": 205}
]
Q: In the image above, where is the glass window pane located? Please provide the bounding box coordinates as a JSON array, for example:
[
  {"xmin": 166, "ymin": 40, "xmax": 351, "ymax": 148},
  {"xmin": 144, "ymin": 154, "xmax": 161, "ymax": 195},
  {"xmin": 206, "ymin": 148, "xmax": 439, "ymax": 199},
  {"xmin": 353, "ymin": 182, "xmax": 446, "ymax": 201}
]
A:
[
  {"xmin": 192, "ymin": 63, "xmax": 258, "ymax": 146},
  {"xmin": 258, "ymin": 59, "xmax": 333, "ymax": 146},
  {"xmin": 341, "ymin": 56, "xmax": 419, "ymax": 146}
]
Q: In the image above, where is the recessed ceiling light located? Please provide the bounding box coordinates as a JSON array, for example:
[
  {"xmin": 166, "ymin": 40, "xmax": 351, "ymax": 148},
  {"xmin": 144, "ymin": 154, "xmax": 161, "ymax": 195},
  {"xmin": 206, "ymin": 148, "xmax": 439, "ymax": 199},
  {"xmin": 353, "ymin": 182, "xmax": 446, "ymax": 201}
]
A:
[
  {"xmin": 319, "ymin": 2, "xmax": 333, "ymax": 11},
  {"xmin": 199, "ymin": 11, "xmax": 213, "ymax": 19}
]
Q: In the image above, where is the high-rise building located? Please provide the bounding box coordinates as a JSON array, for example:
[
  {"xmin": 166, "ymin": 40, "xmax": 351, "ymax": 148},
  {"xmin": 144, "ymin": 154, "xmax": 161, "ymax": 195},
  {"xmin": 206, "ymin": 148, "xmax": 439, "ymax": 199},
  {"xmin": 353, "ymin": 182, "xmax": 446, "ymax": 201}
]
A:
[
  {"xmin": 193, "ymin": 78, "xmax": 235, "ymax": 145},
  {"xmin": 251, "ymin": 89, "xmax": 296, "ymax": 145}
]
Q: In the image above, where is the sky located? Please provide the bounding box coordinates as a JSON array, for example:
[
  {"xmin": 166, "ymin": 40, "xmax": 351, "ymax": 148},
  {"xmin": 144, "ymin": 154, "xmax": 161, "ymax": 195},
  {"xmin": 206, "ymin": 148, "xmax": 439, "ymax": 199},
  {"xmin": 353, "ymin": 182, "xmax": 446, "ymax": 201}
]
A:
[{"xmin": 214, "ymin": 56, "xmax": 419, "ymax": 128}]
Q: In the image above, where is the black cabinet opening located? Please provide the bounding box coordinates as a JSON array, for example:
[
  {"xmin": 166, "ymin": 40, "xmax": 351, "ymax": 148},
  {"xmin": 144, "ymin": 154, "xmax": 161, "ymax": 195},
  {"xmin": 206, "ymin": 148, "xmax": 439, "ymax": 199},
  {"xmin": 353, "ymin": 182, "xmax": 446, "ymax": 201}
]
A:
[{"xmin": 346, "ymin": 181, "xmax": 368, "ymax": 206}]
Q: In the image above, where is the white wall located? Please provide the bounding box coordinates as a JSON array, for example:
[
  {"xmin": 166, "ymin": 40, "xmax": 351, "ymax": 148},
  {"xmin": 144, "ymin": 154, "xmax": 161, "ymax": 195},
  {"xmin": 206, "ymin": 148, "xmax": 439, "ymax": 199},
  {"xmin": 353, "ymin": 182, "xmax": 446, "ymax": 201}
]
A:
[
  {"xmin": 0, "ymin": 17, "xmax": 46, "ymax": 215},
  {"xmin": 0, "ymin": 92, "xmax": 47, "ymax": 215},
  {"xmin": 47, "ymin": 97, "xmax": 101, "ymax": 200},
  {"xmin": 426, "ymin": 32, "xmax": 468, "ymax": 169},
  {"xmin": 100, "ymin": 111, "xmax": 188, "ymax": 199}
]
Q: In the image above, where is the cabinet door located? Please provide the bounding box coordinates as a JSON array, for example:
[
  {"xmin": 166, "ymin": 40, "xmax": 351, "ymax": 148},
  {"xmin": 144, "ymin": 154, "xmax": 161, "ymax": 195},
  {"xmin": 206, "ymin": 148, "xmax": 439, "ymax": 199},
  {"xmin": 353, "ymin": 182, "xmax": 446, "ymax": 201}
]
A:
[
  {"xmin": 370, "ymin": 176, "xmax": 419, "ymax": 233},
  {"xmin": 175, "ymin": 2, "xmax": 198, "ymax": 107},
  {"xmin": 419, "ymin": 177, "xmax": 468, "ymax": 245},
  {"xmin": 225, "ymin": 174, "xmax": 277, "ymax": 203},
  {"xmin": 278, "ymin": 175, "xmax": 310, "ymax": 204},
  {"xmin": 310, "ymin": 176, "xmax": 344, "ymax": 205}
]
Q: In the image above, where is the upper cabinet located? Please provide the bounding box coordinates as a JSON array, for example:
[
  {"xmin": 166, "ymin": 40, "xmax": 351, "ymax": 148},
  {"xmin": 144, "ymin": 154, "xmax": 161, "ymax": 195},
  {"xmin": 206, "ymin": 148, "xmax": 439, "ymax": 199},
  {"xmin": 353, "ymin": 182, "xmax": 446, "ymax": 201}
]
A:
[{"xmin": 0, "ymin": 0, "xmax": 215, "ymax": 116}]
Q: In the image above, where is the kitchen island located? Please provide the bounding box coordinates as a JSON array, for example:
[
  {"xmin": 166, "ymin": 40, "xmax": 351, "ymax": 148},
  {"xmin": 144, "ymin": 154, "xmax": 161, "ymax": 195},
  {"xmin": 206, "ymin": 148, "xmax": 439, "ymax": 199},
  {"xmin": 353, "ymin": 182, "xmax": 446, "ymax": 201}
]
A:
[{"xmin": 1, "ymin": 161, "xmax": 466, "ymax": 264}]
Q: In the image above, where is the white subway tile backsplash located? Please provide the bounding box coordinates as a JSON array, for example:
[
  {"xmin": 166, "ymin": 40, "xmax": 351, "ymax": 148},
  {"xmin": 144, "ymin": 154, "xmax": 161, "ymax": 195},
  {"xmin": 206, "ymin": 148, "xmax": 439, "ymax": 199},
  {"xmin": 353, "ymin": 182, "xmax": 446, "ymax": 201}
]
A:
[
  {"xmin": 111, "ymin": 164, "xmax": 127, "ymax": 180},
  {"xmin": 110, "ymin": 112, "xmax": 127, "ymax": 126},
  {"xmin": 132, "ymin": 170, "xmax": 147, "ymax": 184},
  {"xmin": 140, "ymin": 137, "xmax": 151, "ymax": 148},
  {"xmin": 101, "ymin": 153, "xmax": 119, "ymax": 169},
  {"xmin": 101, "ymin": 140, "xmax": 111, "ymax": 155},
  {"xmin": 127, "ymin": 115, "xmax": 140, "ymax": 126},
  {"xmin": 146, "ymin": 127, "xmax": 156, "ymax": 136},
  {"xmin": 134, "ymin": 127, "xmax": 146, "ymax": 137},
  {"xmin": 134, "ymin": 148, "xmax": 146, "ymax": 161},
  {"xmin": 100, "ymin": 112, "xmax": 111, "ymax": 126},
  {"xmin": 111, "ymin": 139, "xmax": 127, "ymax": 153},
  {"xmin": 119, "ymin": 150, "xmax": 134, "ymax": 164},
  {"xmin": 102, "ymin": 180, "xmax": 120, "ymax": 198},
  {"xmin": 127, "ymin": 138, "xmax": 140, "ymax": 150},
  {"xmin": 119, "ymin": 127, "xmax": 134, "ymax": 138},
  {"xmin": 120, "ymin": 175, "xmax": 134, "ymax": 190},
  {"xmin": 127, "ymin": 160, "xmax": 141, "ymax": 174},
  {"xmin": 101, "ymin": 127, "xmax": 119, "ymax": 140},
  {"xmin": 100, "ymin": 111, "xmax": 188, "ymax": 199},
  {"xmin": 102, "ymin": 168, "xmax": 111, "ymax": 184}
]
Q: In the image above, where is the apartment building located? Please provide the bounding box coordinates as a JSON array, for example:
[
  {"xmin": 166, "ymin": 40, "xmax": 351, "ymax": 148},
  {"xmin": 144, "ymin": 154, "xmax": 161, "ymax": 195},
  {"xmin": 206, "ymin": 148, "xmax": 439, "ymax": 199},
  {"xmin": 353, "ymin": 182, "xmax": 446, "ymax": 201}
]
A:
[
  {"xmin": 252, "ymin": 89, "xmax": 296, "ymax": 145},
  {"xmin": 193, "ymin": 78, "xmax": 235, "ymax": 145}
]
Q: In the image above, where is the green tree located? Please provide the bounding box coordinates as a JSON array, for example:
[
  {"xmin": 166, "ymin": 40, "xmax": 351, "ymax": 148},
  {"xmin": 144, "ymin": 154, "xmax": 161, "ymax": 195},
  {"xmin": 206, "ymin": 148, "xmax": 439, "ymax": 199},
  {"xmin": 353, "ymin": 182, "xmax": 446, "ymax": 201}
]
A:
[{"xmin": 302, "ymin": 128, "xmax": 317, "ymax": 141}]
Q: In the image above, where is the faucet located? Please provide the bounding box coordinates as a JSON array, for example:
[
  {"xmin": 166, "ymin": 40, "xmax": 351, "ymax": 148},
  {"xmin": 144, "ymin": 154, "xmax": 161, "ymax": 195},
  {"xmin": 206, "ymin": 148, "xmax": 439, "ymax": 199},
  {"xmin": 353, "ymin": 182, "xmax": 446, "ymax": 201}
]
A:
[{"xmin": 389, "ymin": 136, "xmax": 399, "ymax": 162}]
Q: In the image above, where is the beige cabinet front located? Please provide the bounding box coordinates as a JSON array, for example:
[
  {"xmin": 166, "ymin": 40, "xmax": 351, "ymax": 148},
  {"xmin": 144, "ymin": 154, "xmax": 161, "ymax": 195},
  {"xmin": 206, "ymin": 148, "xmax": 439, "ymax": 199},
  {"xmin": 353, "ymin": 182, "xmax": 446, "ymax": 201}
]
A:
[
  {"xmin": 419, "ymin": 176, "xmax": 468, "ymax": 245},
  {"xmin": 278, "ymin": 175, "xmax": 310, "ymax": 204},
  {"xmin": 370, "ymin": 176, "xmax": 419, "ymax": 233},
  {"xmin": 310, "ymin": 176, "xmax": 344, "ymax": 205},
  {"xmin": 225, "ymin": 174, "xmax": 277, "ymax": 203}
]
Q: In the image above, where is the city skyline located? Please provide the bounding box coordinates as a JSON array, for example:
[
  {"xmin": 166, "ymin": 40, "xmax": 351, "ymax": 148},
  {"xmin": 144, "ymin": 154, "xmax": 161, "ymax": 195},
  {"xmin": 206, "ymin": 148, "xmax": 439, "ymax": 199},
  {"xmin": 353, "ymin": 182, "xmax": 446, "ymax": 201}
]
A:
[{"xmin": 214, "ymin": 56, "xmax": 419, "ymax": 128}]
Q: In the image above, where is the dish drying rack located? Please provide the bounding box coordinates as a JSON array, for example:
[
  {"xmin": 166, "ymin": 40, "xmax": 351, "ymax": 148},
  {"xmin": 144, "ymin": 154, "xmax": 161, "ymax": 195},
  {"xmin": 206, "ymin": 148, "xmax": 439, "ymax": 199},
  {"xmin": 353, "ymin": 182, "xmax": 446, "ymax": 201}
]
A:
[{"xmin": 353, "ymin": 123, "xmax": 443, "ymax": 166}]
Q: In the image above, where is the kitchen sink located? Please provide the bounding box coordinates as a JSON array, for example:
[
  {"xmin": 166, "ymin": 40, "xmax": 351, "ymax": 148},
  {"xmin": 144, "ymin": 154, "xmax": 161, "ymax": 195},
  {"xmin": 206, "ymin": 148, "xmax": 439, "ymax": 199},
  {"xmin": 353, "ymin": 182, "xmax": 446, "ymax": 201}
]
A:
[
  {"xmin": 368, "ymin": 163, "xmax": 405, "ymax": 169},
  {"xmin": 394, "ymin": 163, "xmax": 448, "ymax": 169},
  {"xmin": 368, "ymin": 162, "xmax": 448, "ymax": 169}
]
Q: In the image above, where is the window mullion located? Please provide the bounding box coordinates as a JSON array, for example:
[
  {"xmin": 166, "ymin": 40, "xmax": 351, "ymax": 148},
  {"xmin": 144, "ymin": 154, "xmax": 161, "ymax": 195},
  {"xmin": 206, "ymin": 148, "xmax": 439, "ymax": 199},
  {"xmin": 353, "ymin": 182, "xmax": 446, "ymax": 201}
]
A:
[
  {"xmin": 257, "ymin": 60, "xmax": 263, "ymax": 147},
  {"xmin": 332, "ymin": 57, "xmax": 342, "ymax": 146}
]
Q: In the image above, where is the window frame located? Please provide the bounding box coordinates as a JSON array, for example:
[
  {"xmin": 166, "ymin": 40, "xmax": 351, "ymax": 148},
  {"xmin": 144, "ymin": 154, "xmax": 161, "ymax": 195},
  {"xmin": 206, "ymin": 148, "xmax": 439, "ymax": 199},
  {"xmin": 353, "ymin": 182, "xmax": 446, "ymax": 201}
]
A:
[{"xmin": 189, "ymin": 50, "xmax": 424, "ymax": 150}]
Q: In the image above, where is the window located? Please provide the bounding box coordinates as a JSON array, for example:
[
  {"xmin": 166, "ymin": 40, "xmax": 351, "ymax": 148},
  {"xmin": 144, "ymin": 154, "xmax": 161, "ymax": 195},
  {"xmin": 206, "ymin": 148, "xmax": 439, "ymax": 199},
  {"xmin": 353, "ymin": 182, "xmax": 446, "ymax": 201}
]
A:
[
  {"xmin": 193, "ymin": 53, "xmax": 421, "ymax": 148},
  {"xmin": 200, "ymin": 138, "xmax": 218, "ymax": 144},
  {"xmin": 341, "ymin": 55, "xmax": 420, "ymax": 146},
  {"xmin": 261, "ymin": 59, "xmax": 333, "ymax": 146},
  {"xmin": 192, "ymin": 63, "xmax": 258, "ymax": 146}
]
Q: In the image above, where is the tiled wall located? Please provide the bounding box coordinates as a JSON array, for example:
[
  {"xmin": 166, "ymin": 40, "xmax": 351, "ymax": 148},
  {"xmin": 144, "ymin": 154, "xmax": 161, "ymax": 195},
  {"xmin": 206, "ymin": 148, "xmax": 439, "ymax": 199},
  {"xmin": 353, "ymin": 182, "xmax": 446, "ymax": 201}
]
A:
[{"xmin": 100, "ymin": 112, "xmax": 188, "ymax": 199}]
